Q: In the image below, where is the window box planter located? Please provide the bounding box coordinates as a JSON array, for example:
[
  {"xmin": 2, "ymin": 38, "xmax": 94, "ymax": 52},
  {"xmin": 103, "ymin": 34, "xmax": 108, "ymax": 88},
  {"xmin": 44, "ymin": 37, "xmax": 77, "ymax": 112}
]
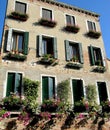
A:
[
  {"xmin": 4, "ymin": 52, "xmax": 27, "ymax": 61},
  {"xmin": 39, "ymin": 18, "xmax": 57, "ymax": 27},
  {"xmin": 65, "ymin": 24, "xmax": 80, "ymax": 33},
  {"xmin": 86, "ymin": 30, "xmax": 101, "ymax": 39},
  {"xmin": 40, "ymin": 54, "xmax": 58, "ymax": 66},
  {"xmin": 92, "ymin": 66, "xmax": 106, "ymax": 73},
  {"xmin": 66, "ymin": 62, "xmax": 83, "ymax": 69},
  {"xmin": 9, "ymin": 11, "xmax": 28, "ymax": 22}
]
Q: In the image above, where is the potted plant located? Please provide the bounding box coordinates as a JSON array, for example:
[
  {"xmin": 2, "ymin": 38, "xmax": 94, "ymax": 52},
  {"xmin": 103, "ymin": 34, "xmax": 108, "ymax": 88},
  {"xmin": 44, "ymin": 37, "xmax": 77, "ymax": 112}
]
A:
[
  {"xmin": 4, "ymin": 52, "xmax": 27, "ymax": 61},
  {"xmin": 86, "ymin": 30, "xmax": 101, "ymax": 39},
  {"xmin": 39, "ymin": 18, "xmax": 57, "ymax": 27},
  {"xmin": 66, "ymin": 62, "xmax": 83, "ymax": 69},
  {"xmin": 65, "ymin": 24, "xmax": 80, "ymax": 33},
  {"xmin": 92, "ymin": 66, "xmax": 106, "ymax": 73},
  {"xmin": 101, "ymin": 100, "xmax": 110, "ymax": 113},
  {"xmin": 9, "ymin": 11, "xmax": 29, "ymax": 22},
  {"xmin": 40, "ymin": 54, "xmax": 58, "ymax": 66}
]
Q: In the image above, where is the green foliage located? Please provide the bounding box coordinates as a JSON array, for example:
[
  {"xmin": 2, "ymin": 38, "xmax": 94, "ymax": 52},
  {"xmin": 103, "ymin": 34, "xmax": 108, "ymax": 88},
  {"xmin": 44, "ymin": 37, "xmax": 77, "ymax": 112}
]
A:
[
  {"xmin": 57, "ymin": 80, "xmax": 70, "ymax": 102},
  {"xmin": 86, "ymin": 84, "xmax": 97, "ymax": 106},
  {"xmin": 23, "ymin": 78, "xmax": 40, "ymax": 112}
]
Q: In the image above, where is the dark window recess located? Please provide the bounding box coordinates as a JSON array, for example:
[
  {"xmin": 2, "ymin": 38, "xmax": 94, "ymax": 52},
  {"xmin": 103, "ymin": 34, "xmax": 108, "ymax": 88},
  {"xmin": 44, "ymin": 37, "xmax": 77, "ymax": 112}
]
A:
[
  {"xmin": 87, "ymin": 21, "xmax": 96, "ymax": 31},
  {"xmin": 42, "ymin": 8, "xmax": 52, "ymax": 20}
]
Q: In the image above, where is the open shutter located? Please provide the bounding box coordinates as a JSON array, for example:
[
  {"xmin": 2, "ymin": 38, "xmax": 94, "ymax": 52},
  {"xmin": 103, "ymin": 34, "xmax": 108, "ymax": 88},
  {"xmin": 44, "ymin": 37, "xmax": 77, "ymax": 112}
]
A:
[
  {"xmin": 100, "ymin": 49, "xmax": 106, "ymax": 67},
  {"xmin": 38, "ymin": 35, "xmax": 42, "ymax": 56},
  {"xmin": 6, "ymin": 73, "xmax": 14, "ymax": 96},
  {"xmin": 65, "ymin": 40, "xmax": 70, "ymax": 61},
  {"xmin": 7, "ymin": 28, "xmax": 13, "ymax": 51},
  {"xmin": 14, "ymin": 73, "xmax": 22, "ymax": 95},
  {"xmin": 78, "ymin": 43, "xmax": 84, "ymax": 64},
  {"xmin": 23, "ymin": 32, "xmax": 29, "ymax": 55},
  {"xmin": 89, "ymin": 45, "xmax": 95, "ymax": 65},
  {"xmin": 42, "ymin": 77, "xmax": 48, "ymax": 102},
  {"xmin": 53, "ymin": 37, "xmax": 58, "ymax": 58}
]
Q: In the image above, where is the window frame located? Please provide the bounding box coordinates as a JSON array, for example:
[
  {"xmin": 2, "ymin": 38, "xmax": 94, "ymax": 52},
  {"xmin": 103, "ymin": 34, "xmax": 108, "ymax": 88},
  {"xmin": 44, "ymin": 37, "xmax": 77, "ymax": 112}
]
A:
[
  {"xmin": 65, "ymin": 13, "xmax": 76, "ymax": 26},
  {"xmin": 4, "ymin": 71, "xmax": 24, "ymax": 97},
  {"xmin": 70, "ymin": 78, "xmax": 85, "ymax": 105},
  {"xmin": 40, "ymin": 7, "xmax": 54, "ymax": 20},
  {"xmin": 86, "ymin": 20, "xmax": 96, "ymax": 31},
  {"xmin": 41, "ymin": 74, "xmax": 57, "ymax": 103},
  {"xmin": 14, "ymin": 0, "xmax": 28, "ymax": 14}
]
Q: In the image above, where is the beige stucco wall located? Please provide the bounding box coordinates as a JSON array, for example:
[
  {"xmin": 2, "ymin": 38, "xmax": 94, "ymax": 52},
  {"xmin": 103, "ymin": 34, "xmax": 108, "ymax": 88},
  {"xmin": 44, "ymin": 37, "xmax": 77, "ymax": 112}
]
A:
[{"xmin": 0, "ymin": 0, "xmax": 110, "ymax": 104}]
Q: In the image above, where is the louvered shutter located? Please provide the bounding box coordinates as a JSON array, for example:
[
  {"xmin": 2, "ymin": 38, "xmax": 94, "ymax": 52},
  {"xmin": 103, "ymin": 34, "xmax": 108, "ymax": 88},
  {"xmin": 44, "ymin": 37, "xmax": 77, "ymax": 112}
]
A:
[
  {"xmin": 78, "ymin": 43, "xmax": 84, "ymax": 64},
  {"xmin": 65, "ymin": 40, "xmax": 70, "ymax": 61},
  {"xmin": 38, "ymin": 35, "xmax": 42, "ymax": 56},
  {"xmin": 53, "ymin": 37, "xmax": 58, "ymax": 58},
  {"xmin": 23, "ymin": 32, "xmax": 29, "ymax": 55},
  {"xmin": 7, "ymin": 28, "xmax": 13, "ymax": 51}
]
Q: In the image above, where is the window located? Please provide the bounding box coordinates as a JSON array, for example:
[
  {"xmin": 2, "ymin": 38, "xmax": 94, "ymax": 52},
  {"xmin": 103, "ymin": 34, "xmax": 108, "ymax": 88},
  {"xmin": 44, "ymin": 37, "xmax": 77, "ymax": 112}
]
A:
[
  {"xmin": 87, "ymin": 21, "xmax": 96, "ymax": 31},
  {"xmin": 42, "ymin": 76, "xmax": 55, "ymax": 101},
  {"xmin": 6, "ymin": 72, "xmax": 22, "ymax": 96},
  {"xmin": 72, "ymin": 79, "xmax": 84, "ymax": 103},
  {"xmin": 15, "ymin": 1, "xmax": 27, "ymax": 14},
  {"xmin": 38, "ymin": 35, "xmax": 58, "ymax": 58},
  {"xmin": 65, "ymin": 40, "xmax": 83, "ymax": 63},
  {"xmin": 6, "ymin": 28, "xmax": 29, "ymax": 55},
  {"xmin": 97, "ymin": 82, "xmax": 108, "ymax": 104},
  {"xmin": 42, "ymin": 8, "xmax": 52, "ymax": 20},
  {"xmin": 66, "ymin": 14, "xmax": 75, "ymax": 25},
  {"xmin": 89, "ymin": 45, "xmax": 105, "ymax": 66}
]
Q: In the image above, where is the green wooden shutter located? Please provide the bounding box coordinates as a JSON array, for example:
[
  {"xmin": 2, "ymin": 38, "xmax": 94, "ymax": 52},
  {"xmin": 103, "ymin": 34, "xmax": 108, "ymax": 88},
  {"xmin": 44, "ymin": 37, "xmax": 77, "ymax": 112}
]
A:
[
  {"xmin": 6, "ymin": 73, "xmax": 14, "ymax": 96},
  {"xmin": 23, "ymin": 32, "xmax": 29, "ymax": 55},
  {"xmin": 89, "ymin": 45, "xmax": 95, "ymax": 65},
  {"xmin": 38, "ymin": 35, "xmax": 42, "ymax": 56},
  {"xmin": 65, "ymin": 40, "xmax": 70, "ymax": 61},
  {"xmin": 42, "ymin": 77, "xmax": 49, "ymax": 102},
  {"xmin": 78, "ymin": 43, "xmax": 84, "ymax": 64},
  {"xmin": 97, "ymin": 82, "xmax": 108, "ymax": 104},
  {"xmin": 53, "ymin": 37, "xmax": 58, "ymax": 59},
  {"xmin": 7, "ymin": 28, "xmax": 13, "ymax": 51}
]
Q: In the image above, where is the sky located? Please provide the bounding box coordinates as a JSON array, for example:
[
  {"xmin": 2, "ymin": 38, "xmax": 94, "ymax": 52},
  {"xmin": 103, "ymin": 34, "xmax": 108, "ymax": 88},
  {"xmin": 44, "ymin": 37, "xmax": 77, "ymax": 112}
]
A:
[{"xmin": 0, "ymin": 0, "xmax": 110, "ymax": 58}]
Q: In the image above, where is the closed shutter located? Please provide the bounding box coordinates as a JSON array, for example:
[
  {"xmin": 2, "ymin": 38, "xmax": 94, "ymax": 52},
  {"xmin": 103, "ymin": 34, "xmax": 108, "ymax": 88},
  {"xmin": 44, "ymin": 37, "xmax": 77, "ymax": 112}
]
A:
[
  {"xmin": 89, "ymin": 45, "xmax": 95, "ymax": 65},
  {"xmin": 78, "ymin": 43, "xmax": 84, "ymax": 64},
  {"xmin": 23, "ymin": 32, "xmax": 29, "ymax": 55},
  {"xmin": 42, "ymin": 77, "xmax": 49, "ymax": 101},
  {"xmin": 6, "ymin": 73, "xmax": 14, "ymax": 96},
  {"xmin": 65, "ymin": 40, "xmax": 70, "ymax": 61},
  {"xmin": 97, "ymin": 82, "xmax": 108, "ymax": 103},
  {"xmin": 53, "ymin": 37, "xmax": 58, "ymax": 58},
  {"xmin": 7, "ymin": 28, "xmax": 13, "ymax": 51},
  {"xmin": 14, "ymin": 73, "xmax": 22, "ymax": 95},
  {"xmin": 38, "ymin": 35, "xmax": 42, "ymax": 56},
  {"xmin": 48, "ymin": 77, "xmax": 55, "ymax": 99}
]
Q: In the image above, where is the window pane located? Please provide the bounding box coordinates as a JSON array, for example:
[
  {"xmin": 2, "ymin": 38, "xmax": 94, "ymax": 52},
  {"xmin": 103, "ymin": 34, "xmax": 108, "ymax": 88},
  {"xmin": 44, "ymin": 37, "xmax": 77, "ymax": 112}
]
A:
[
  {"xmin": 18, "ymin": 35, "xmax": 23, "ymax": 52},
  {"xmin": 48, "ymin": 77, "xmax": 55, "ymax": 99},
  {"xmin": 42, "ymin": 8, "xmax": 52, "ymax": 20},
  {"xmin": 66, "ymin": 15, "xmax": 75, "ymax": 25},
  {"xmin": 15, "ymin": 1, "xmax": 26, "ymax": 14},
  {"xmin": 87, "ymin": 21, "xmax": 93, "ymax": 31}
]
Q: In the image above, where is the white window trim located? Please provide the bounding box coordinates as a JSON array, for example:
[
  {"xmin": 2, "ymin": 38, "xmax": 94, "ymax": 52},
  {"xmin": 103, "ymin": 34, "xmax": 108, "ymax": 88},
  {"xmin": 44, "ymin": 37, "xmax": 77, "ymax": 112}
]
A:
[
  {"xmin": 86, "ymin": 19, "xmax": 97, "ymax": 32},
  {"xmin": 14, "ymin": 0, "xmax": 29, "ymax": 14},
  {"xmin": 40, "ymin": 7, "xmax": 54, "ymax": 20},
  {"xmin": 64, "ymin": 13, "xmax": 76, "ymax": 26},
  {"xmin": 70, "ymin": 78, "xmax": 85, "ymax": 105},
  {"xmin": 96, "ymin": 81, "xmax": 110, "ymax": 105},
  {"xmin": 41, "ymin": 74, "xmax": 57, "ymax": 103},
  {"xmin": 3, "ymin": 71, "xmax": 24, "ymax": 97}
]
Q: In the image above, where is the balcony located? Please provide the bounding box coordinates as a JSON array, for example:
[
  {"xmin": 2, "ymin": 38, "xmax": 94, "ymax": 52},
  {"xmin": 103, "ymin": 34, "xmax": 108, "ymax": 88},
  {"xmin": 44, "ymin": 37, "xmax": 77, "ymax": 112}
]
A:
[
  {"xmin": 39, "ymin": 18, "xmax": 57, "ymax": 27},
  {"xmin": 9, "ymin": 11, "xmax": 28, "ymax": 22}
]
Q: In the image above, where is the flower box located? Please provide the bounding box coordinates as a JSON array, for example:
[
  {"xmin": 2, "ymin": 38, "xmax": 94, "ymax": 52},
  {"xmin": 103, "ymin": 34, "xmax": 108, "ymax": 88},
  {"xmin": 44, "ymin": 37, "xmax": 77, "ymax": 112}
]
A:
[
  {"xmin": 65, "ymin": 24, "xmax": 80, "ymax": 33},
  {"xmin": 66, "ymin": 62, "xmax": 83, "ymax": 69},
  {"xmin": 92, "ymin": 66, "xmax": 106, "ymax": 73},
  {"xmin": 40, "ymin": 54, "xmax": 58, "ymax": 66},
  {"xmin": 4, "ymin": 52, "xmax": 27, "ymax": 61},
  {"xmin": 9, "ymin": 11, "xmax": 28, "ymax": 22},
  {"xmin": 86, "ymin": 30, "xmax": 101, "ymax": 39},
  {"xmin": 39, "ymin": 18, "xmax": 57, "ymax": 27}
]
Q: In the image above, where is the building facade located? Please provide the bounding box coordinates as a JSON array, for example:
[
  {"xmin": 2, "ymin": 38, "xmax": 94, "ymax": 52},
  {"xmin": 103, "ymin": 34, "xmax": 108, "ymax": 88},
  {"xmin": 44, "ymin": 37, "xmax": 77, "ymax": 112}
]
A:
[{"xmin": 0, "ymin": 0, "xmax": 110, "ymax": 105}]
